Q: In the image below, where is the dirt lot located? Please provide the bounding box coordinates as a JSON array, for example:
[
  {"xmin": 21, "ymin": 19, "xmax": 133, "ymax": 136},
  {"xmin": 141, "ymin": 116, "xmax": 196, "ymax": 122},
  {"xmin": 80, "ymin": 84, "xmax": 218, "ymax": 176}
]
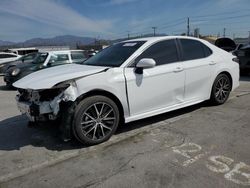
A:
[{"xmin": 0, "ymin": 76, "xmax": 250, "ymax": 188}]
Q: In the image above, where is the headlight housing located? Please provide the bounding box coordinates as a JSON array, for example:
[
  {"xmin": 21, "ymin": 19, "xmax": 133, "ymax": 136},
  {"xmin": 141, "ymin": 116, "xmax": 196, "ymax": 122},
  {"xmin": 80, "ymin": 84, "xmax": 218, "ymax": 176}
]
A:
[{"xmin": 11, "ymin": 68, "xmax": 20, "ymax": 76}]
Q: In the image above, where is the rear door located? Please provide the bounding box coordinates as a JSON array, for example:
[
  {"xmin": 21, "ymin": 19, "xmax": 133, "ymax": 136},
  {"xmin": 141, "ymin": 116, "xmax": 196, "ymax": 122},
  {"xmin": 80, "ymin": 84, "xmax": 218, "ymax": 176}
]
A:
[
  {"xmin": 178, "ymin": 39, "xmax": 216, "ymax": 102},
  {"xmin": 124, "ymin": 39, "xmax": 185, "ymax": 116}
]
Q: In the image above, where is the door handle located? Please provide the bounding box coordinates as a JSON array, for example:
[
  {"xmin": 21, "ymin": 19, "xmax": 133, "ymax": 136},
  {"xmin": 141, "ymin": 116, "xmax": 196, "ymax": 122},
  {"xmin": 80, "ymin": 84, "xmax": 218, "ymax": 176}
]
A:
[
  {"xmin": 209, "ymin": 61, "xmax": 216, "ymax": 65},
  {"xmin": 173, "ymin": 67, "xmax": 184, "ymax": 73}
]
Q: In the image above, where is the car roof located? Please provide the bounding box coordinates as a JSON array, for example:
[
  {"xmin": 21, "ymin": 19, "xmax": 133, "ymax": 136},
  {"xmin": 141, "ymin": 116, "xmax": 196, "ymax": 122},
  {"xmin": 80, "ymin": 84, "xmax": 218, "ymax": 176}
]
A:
[
  {"xmin": 42, "ymin": 50, "xmax": 84, "ymax": 54},
  {"xmin": 7, "ymin": 47, "xmax": 37, "ymax": 51},
  {"xmin": 123, "ymin": 36, "xmax": 205, "ymax": 43}
]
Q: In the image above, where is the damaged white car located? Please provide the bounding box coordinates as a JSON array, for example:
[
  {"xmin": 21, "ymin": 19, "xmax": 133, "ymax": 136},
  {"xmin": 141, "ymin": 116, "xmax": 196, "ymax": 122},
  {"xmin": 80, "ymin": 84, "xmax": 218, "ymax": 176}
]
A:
[{"xmin": 14, "ymin": 36, "xmax": 239, "ymax": 145}]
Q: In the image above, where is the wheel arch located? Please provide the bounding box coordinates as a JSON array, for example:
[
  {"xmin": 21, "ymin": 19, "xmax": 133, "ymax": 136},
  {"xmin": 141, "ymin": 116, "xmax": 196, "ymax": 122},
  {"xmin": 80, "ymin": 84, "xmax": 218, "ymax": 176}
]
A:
[{"xmin": 75, "ymin": 89, "xmax": 125, "ymax": 124}]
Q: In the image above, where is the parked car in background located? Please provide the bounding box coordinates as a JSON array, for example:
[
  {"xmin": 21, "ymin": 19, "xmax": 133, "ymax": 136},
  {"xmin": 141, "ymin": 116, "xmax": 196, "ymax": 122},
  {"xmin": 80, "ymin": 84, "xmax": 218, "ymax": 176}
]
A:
[
  {"xmin": 13, "ymin": 36, "xmax": 239, "ymax": 145},
  {"xmin": 4, "ymin": 47, "xmax": 38, "ymax": 55},
  {"xmin": 0, "ymin": 52, "xmax": 38, "ymax": 74},
  {"xmin": 4, "ymin": 50, "xmax": 87, "ymax": 86},
  {"xmin": 233, "ymin": 44, "xmax": 250, "ymax": 74},
  {"xmin": 214, "ymin": 37, "xmax": 236, "ymax": 52},
  {"xmin": 0, "ymin": 52, "xmax": 21, "ymax": 73},
  {"xmin": 87, "ymin": 49, "xmax": 98, "ymax": 57}
]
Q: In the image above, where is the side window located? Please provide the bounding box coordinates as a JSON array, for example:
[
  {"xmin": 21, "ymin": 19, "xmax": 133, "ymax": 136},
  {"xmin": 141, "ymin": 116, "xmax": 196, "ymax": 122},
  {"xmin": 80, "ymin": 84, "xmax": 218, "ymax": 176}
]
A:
[
  {"xmin": 202, "ymin": 44, "xmax": 212, "ymax": 57},
  {"xmin": 135, "ymin": 39, "xmax": 179, "ymax": 66},
  {"xmin": 180, "ymin": 39, "xmax": 207, "ymax": 61},
  {"xmin": 49, "ymin": 54, "xmax": 70, "ymax": 66}
]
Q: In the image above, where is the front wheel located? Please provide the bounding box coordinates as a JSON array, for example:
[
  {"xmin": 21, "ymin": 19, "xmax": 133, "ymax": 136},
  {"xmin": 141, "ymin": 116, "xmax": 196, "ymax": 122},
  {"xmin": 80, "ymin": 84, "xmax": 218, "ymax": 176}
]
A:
[
  {"xmin": 210, "ymin": 74, "xmax": 232, "ymax": 105},
  {"xmin": 72, "ymin": 95, "xmax": 120, "ymax": 145}
]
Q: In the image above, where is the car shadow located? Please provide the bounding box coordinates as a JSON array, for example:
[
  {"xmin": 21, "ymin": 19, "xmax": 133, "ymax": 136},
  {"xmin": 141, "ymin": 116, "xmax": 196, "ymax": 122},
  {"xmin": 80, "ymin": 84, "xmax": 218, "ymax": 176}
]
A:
[
  {"xmin": 240, "ymin": 75, "xmax": 250, "ymax": 82},
  {"xmin": 0, "ymin": 85, "xmax": 16, "ymax": 91},
  {"xmin": 0, "ymin": 115, "xmax": 84, "ymax": 151},
  {"xmin": 0, "ymin": 76, "xmax": 16, "ymax": 91},
  {"xmin": 116, "ymin": 102, "xmax": 205, "ymax": 134},
  {"xmin": 0, "ymin": 102, "xmax": 206, "ymax": 152}
]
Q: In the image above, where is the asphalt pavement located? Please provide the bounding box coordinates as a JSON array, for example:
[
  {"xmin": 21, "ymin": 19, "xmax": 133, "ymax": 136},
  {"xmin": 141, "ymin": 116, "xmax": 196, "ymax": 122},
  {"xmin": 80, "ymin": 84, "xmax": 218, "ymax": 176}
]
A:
[{"xmin": 0, "ymin": 76, "xmax": 250, "ymax": 188}]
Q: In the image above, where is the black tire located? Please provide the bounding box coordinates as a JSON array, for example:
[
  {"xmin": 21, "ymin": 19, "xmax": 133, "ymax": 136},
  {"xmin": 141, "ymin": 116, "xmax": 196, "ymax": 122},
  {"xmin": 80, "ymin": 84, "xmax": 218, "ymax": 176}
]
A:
[
  {"xmin": 72, "ymin": 95, "xmax": 120, "ymax": 145},
  {"xmin": 210, "ymin": 74, "xmax": 232, "ymax": 105}
]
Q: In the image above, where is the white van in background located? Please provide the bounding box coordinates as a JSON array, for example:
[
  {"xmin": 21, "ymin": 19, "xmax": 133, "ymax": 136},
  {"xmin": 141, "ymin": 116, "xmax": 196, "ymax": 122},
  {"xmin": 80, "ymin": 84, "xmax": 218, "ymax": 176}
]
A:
[{"xmin": 4, "ymin": 47, "xmax": 38, "ymax": 55}]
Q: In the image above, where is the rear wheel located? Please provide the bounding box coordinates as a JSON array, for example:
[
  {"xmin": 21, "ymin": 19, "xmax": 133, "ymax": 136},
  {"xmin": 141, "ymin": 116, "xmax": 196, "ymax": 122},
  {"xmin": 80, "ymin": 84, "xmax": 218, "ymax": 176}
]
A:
[
  {"xmin": 72, "ymin": 95, "xmax": 120, "ymax": 145},
  {"xmin": 210, "ymin": 74, "xmax": 232, "ymax": 105}
]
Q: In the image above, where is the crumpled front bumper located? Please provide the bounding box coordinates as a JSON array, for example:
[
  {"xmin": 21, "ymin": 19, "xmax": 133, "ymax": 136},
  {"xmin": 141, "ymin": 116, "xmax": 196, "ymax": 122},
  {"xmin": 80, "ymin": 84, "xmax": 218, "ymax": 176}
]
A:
[{"xmin": 16, "ymin": 92, "xmax": 64, "ymax": 122}]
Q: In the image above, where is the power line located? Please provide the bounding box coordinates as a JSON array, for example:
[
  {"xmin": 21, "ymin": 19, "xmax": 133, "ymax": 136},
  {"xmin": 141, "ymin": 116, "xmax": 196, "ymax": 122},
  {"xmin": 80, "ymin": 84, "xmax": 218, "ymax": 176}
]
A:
[
  {"xmin": 191, "ymin": 14, "xmax": 250, "ymax": 22},
  {"xmin": 110, "ymin": 10, "xmax": 250, "ymax": 40},
  {"xmin": 190, "ymin": 9, "xmax": 250, "ymax": 19}
]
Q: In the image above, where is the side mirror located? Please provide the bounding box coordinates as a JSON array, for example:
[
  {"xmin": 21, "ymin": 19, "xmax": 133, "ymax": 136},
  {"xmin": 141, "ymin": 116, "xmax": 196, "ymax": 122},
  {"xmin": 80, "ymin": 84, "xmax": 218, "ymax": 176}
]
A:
[
  {"xmin": 135, "ymin": 58, "xmax": 156, "ymax": 74},
  {"xmin": 136, "ymin": 58, "xmax": 156, "ymax": 68}
]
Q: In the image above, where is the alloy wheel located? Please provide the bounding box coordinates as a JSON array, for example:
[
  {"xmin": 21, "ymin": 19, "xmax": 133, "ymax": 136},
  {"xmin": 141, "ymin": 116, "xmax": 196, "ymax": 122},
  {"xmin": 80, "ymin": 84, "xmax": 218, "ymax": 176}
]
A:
[
  {"xmin": 214, "ymin": 76, "xmax": 231, "ymax": 103},
  {"xmin": 80, "ymin": 102, "xmax": 116, "ymax": 141}
]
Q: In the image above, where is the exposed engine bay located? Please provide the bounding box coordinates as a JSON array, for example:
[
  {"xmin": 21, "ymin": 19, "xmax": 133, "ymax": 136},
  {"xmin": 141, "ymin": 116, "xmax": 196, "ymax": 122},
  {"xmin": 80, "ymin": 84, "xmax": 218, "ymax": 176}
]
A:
[{"xmin": 16, "ymin": 82, "xmax": 78, "ymax": 122}]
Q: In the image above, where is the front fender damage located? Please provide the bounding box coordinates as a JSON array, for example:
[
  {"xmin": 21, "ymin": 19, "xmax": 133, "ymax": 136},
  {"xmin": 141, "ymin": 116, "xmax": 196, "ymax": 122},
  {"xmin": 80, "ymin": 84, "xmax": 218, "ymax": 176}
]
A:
[
  {"xmin": 23, "ymin": 82, "xmax": 79, "ymax": 120},
  {"xmin": 16, "ymin": 68, "xmax": 110, "ymax": 141}
]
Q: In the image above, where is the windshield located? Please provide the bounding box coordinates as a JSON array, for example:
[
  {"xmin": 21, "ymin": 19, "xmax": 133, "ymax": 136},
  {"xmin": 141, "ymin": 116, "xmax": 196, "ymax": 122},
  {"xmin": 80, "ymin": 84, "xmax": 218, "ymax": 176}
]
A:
[
  {"xmin": 83, "ymin": 41, "xmax": 145, "ymax": 67},
  {"xmin": 32, "ymin": 53, "xmax": 48, "ymax": 64},
  {"xmin": 17, "ymin": 53, "xmax": 37, "ymax": 61}
]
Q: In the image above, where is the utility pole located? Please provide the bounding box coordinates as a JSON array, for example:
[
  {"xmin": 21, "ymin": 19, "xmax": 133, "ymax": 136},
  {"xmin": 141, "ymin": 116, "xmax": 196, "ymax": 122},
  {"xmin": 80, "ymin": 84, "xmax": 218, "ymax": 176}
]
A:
[
  {"xmin": 127, "ymin": 31, "xmax": 130, "ymax": 39},
  {"xmin": 248, "ymin": 31, "xmax": 250, "ymax": 44},
  {"xmin": 187, "ymin": 17, "xmax": 190, "ymax": 36},
  {"xmin": 152, "ymin": 27, "xmax": 157, "ymax": 36},
  {"xmin": 223, "ymin": 28, "xmax": 226, "ymax": 38}
]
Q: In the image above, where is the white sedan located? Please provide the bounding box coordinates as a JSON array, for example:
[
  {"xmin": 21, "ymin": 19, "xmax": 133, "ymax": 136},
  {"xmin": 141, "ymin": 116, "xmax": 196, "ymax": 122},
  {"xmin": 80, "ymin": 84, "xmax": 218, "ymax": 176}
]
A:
[
  {"xmin": 13, "ymin": 36, "xmax": 239, "ymax": 145},
  {"xmin": 0, "ymin": 52, "xmax": 21, "ymax": 72}
]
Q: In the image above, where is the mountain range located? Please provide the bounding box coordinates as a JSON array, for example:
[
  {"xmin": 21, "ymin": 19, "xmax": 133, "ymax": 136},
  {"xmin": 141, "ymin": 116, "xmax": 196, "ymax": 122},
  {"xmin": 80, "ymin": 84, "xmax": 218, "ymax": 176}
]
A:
[{"xmin": 0, "ymin": 35, "xmax": 96, "ymax": 48}]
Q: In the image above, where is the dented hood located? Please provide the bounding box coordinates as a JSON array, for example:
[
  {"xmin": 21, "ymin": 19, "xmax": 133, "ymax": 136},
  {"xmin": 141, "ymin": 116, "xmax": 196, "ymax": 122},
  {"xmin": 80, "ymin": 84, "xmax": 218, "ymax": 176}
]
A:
[{"xmin": 13, "ymin": 64, "xmax": 108, "ymax": 90}]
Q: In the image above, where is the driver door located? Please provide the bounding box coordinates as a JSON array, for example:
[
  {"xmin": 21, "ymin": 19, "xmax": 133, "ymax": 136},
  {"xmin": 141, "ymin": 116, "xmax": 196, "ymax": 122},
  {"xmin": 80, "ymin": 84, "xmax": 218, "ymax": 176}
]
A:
[{"xmin": 124, "ymin": 39, "xmax": 185, "ymax": 117}]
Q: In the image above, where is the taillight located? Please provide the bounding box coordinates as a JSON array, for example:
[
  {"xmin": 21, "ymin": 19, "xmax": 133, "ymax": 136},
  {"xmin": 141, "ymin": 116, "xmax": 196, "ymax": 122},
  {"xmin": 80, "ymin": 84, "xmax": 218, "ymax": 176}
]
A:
[{"xmin": 232, "ymin": 57, "xmax": 239, "ymax": 63}]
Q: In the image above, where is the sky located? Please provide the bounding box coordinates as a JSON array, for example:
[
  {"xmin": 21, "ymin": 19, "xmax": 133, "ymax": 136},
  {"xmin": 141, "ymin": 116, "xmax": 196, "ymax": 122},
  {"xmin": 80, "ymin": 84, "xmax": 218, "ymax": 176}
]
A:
[{"xmin": 0, "ymin": 0, "xmax": 250, "ymax": 42}]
